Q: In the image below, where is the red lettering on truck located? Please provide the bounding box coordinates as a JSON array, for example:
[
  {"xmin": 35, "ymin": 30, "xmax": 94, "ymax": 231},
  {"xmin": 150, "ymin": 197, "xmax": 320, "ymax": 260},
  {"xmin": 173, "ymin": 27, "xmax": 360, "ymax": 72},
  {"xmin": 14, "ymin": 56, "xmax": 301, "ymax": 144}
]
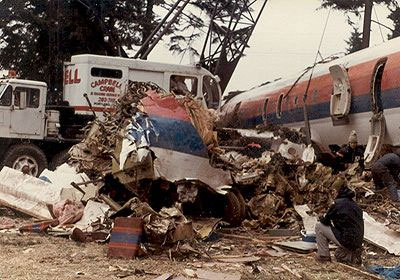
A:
[{"xmin": 64, "ymin": 69, "xmax": 81, "ymax": 85}]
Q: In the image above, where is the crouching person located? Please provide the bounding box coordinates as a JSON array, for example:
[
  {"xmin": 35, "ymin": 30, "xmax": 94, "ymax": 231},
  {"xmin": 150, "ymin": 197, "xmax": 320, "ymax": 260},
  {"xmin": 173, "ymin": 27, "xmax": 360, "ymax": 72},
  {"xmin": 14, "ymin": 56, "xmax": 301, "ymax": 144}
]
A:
[
  {"xmin": 371, "ymin": 152, "xmax": 400, "ymax": 202},
  {"xmin": 315, "ymin": 185, "xmax": 364, "ymax": 264}
]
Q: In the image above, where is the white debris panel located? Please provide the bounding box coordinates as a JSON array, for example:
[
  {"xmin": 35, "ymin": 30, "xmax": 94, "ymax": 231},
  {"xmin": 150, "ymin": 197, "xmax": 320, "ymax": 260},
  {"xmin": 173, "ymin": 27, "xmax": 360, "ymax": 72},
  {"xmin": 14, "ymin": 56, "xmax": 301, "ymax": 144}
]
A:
[{"xmin": 0, "ymin": 167, "xmax": 92, "ymax": 220}]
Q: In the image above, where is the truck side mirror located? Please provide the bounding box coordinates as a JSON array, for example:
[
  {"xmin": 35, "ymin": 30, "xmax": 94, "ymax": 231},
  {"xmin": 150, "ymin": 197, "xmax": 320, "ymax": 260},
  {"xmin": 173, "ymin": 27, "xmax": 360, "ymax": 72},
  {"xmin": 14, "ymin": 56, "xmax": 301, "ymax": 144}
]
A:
[{"xmin": 19, "ymin": 91, "xmax": 27, "ymax": 109}]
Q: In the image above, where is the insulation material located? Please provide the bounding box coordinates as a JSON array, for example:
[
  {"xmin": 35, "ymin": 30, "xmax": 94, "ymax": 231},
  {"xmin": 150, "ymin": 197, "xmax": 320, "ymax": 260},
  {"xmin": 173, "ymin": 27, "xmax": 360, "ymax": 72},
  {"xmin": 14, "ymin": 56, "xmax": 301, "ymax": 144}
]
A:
[
  {"xmin": 74, "ymin": 200, "xmax": 111, "ymax": 231},
  {"xmin": 0, "ymin": 167, "xmax": 83, "ymax": 219}
]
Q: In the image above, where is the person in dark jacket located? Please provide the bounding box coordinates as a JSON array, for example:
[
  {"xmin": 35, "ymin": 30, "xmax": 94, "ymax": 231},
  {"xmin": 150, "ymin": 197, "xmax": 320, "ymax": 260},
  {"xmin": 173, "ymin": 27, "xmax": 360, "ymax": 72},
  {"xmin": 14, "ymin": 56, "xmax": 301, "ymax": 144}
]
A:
[
  {"xmin": 371, "ymin": 152, "xmax": 400, "ymax": 201},
  {"xmin": 336, "ymin": 130, "xmax": 365, "ymax": 171},
  {"xmin": 315, "ymin": 185, "xmax": 364, "ymax": 263}
]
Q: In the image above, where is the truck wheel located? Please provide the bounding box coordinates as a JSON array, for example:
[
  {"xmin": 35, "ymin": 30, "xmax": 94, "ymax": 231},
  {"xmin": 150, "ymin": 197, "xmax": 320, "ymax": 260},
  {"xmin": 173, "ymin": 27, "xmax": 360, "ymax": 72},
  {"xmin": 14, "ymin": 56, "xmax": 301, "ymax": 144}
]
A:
[
  {"xmin": 49, "ymin": 149, "xmax": 70, "ymax": 171},
  {"xmin": 3, "ymin": 144, "xmax": 48, "ymax": 177},
  {"xmin": 224, "ymin": 191, "xmax": 243, "ymax": 226}
]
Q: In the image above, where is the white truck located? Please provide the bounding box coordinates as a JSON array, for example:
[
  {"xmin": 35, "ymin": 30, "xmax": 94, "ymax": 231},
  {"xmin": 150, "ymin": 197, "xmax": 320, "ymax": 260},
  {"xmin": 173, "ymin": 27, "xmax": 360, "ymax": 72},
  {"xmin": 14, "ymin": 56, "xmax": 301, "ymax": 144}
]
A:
[{"xmin": 0, "ymin": 54, "xmax": 222, "ymax": 176}]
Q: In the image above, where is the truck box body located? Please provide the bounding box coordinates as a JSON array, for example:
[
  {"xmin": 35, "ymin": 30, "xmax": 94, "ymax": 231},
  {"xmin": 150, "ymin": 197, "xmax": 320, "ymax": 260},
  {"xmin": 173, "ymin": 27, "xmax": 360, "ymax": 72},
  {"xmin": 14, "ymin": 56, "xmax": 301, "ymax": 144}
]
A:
[{"xmin": 64, "ymin": 54, "xmax": 222, "ymax": 116}]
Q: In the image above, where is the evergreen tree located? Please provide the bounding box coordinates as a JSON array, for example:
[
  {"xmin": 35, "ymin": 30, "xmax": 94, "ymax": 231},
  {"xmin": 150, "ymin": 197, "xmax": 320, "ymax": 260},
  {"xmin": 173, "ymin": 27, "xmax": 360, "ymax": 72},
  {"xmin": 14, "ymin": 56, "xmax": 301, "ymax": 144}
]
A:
[
  {"xmin": 345, "ymin": 26, "xmax": 364, "ymax": 53},
  {"xmin": 320, "ymin": 0, "xmax": 396, "ymax": 53},
  {"xmin": 388, "ymin": 6, "xmax": 400, "ymax": 39},
  {"xmin": 320, "ymin": 0, "xmax": 393, "ymax": 11}
]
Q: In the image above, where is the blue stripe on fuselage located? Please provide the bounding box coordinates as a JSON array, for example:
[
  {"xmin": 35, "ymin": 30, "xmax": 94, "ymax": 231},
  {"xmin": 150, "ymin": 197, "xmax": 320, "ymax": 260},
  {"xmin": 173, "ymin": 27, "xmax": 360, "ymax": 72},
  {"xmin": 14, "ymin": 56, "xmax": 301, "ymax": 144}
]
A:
[
  {"xmin": 240, "ymin": 88, "xmax": 400, "ymax": 128},
  {"xmin": 148, "ymin": 116, "xmax": 209, "ymax": 158}
]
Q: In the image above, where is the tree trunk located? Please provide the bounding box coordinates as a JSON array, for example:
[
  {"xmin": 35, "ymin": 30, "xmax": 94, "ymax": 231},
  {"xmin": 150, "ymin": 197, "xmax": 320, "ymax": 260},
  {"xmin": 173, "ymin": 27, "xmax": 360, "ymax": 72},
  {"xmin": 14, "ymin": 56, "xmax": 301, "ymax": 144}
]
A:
[{"xmin": 362, "ymin": 0, "xmax": 373, "ymax": 49}]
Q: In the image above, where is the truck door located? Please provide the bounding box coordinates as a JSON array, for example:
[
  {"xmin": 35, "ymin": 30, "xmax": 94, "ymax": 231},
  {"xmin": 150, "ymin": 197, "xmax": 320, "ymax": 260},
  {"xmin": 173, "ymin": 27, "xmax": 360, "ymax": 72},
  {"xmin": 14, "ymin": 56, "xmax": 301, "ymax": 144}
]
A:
[{"xmin": 10, "ymin": 86, "xmax": 44, "ymax": 136}]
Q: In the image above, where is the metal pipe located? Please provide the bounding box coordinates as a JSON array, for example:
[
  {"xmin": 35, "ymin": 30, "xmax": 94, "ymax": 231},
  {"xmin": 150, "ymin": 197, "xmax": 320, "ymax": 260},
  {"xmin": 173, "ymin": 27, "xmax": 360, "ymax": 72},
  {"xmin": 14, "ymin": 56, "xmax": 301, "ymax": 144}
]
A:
[
  {"xmin": 141, "ymin": 0, "xmax": 191, "ymax": 59},
  {"xmin": 134, "ymin": 0, "xmax": 183, "ymax": 59}
]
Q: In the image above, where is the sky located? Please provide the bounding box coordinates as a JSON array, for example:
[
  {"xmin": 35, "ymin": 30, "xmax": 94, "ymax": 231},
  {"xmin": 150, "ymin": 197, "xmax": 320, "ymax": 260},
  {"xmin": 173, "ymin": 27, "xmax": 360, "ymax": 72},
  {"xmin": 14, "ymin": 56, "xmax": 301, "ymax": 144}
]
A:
[{"xmin": 144, "ymin": 0, "xmax": 394, "ymax": 95}]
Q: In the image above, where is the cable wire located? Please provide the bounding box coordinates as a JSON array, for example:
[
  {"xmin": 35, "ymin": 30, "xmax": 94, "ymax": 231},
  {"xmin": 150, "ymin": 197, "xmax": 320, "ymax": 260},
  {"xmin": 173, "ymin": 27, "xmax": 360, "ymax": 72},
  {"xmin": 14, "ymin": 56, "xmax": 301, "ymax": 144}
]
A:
[
  {"xmin": 302, "ymin": 7, "xmax": 332, "ymax": 144},
  {"xmin": 374, "ymin": 6, "xmax": 385, "ymax": 43}
]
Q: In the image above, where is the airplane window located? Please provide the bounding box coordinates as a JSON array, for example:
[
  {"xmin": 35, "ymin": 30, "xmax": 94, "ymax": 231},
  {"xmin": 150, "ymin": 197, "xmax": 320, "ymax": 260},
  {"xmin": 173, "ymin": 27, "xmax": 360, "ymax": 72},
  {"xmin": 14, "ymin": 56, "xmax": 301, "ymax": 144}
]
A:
[
  {"xmin": 262, "ymin": 98, "xmax": 269, "ymax": 123},
  {"xmin": 286, "ymin": 95, "xmax": 291, "ymax": 110},
  {"xmin": 276, "ymin": 94, "xmax": 283, "ymax": 118},
  {"xmin": 294, "ymin": 96, "xmax": 298, "ymax": 106},
  {"xmin": 312, "ymin": 89, "xmax": 318, "ymax": 103},
  {"xmin": 0, "ymin": 85, "xmax": 12, "ymax": 106}
]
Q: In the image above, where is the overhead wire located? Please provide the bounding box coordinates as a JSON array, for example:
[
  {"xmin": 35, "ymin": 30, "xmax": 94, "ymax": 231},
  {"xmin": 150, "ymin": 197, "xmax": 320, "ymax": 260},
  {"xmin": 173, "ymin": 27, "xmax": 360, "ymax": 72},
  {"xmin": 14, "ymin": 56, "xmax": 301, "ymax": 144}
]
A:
[
  {"xmin": 373, "ymin": 6, "xmax": 385, "ymax": 43},
  {"xmin": 302, "ymin": 7, "xmax": 332, "ymax": 144}
]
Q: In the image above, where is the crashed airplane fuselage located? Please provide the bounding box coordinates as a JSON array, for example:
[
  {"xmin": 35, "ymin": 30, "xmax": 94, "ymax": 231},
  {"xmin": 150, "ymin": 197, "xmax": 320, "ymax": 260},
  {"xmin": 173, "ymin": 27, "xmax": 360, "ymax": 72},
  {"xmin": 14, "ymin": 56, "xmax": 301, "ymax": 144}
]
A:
[
  {"xmin": 128, "ymin": 89, "xmax": 232, "ymax": 190},
  {"xmin": 219, "ymin": 36, "xmax": 400, "ymax": 164}
]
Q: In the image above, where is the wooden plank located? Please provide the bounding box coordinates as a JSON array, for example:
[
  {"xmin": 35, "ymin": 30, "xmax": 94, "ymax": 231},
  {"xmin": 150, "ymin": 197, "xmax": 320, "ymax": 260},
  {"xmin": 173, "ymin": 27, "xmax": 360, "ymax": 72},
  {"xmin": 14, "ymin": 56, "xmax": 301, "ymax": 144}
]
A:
[
  {"xmin": 281, "ymin": 264, "xmax": 302, "ymax": 279},
  {"xmin": 335, "ymin": 262, "xmax": 382, "ymax": 280},
  {"xmin": 152, "ymin": 274, "xmax": 174, "ymax": 280},
  {"xmin": 195, "ymin": 269, "xmax": 241, "ymax": 280},
  {"xmin": 265, "ymin": 228, "xmax": 299, "ymax": 236},
  {"xmin": 214, "ymin": 256, "xmax": 261, "ymax": 263},
  {"xmin": 275, "ymin": 240, "xmax": 317, "ymax": 253}
]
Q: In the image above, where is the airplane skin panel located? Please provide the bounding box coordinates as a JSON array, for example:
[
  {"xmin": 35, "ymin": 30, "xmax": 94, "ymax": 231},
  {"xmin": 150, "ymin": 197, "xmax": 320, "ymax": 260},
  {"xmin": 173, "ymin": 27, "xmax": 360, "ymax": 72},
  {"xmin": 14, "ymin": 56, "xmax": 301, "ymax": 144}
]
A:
[
  {"xmin": 141, "ymin": 91, "xmax": 192, "ymax": 122},
  {"xmin": 151, "ymin": 147, "xmax": 232, "ymax": 190},
  {"xmin": 138, "ymin": 90, "xmax": 209, "ymax": 158},
  {"xmin": 147, "ymin": 115, "xmax": 209, "ymax": 158}
]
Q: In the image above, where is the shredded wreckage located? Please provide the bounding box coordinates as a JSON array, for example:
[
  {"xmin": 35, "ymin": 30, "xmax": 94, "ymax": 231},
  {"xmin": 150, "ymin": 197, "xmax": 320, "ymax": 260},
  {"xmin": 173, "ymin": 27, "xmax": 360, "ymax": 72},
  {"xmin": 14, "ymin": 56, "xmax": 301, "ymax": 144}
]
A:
[{"xmin": 1, "ymin": 81, "xmax": 400, "ymax": 278}]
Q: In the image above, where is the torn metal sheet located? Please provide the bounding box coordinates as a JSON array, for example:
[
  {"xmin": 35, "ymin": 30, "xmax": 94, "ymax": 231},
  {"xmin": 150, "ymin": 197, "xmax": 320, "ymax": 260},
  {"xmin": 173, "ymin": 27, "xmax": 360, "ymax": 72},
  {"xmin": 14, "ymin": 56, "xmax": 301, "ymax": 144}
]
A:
[
  {"xmin": 0, "ymin": 167, "xmax": 84, "ymax": 219},
  {"xmin": 294, "ymin": 205, "xmax": 318, "ymax": 235},
  {"xmin": 140, "ymin": 90, "xmax": 232, "ymax": 189},
  {"xmin": 364, "ymin": 212, "xmax": 400, "ymax": 255}
]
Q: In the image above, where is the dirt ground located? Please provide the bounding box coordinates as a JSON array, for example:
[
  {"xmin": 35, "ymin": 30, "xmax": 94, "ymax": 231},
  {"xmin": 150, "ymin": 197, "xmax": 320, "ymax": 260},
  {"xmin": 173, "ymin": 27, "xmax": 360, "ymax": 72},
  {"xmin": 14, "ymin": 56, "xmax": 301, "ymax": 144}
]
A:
[{"xmin": 1, "ymin": 213, "xmax": 396, "ymax": 280}]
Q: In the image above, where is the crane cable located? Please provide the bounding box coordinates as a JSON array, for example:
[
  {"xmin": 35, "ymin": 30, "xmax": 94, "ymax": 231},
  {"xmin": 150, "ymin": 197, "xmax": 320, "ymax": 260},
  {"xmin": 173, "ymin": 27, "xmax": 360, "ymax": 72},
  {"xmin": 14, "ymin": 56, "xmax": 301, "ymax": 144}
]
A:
[{"xmin": 303, "ymin": 7, "xmax": 332, "ymax": 145}]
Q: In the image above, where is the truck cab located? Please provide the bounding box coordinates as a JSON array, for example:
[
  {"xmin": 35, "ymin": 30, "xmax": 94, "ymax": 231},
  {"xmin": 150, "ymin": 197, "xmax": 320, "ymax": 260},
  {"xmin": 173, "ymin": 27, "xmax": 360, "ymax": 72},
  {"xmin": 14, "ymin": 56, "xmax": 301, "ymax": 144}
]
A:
[
  {"xmin": 0, "ymin": 79, "xmax": 88, "ymax": 177},
  {"xmin": 0, "ymin": 79, "xmax": 47, "ymax": 140}
]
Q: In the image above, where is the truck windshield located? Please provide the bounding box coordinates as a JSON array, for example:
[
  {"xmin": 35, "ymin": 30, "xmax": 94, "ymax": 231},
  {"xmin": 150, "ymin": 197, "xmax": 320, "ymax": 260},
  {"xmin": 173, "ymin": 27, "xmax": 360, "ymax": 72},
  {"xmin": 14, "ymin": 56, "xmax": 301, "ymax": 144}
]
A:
[
  {"xmin": 202, "ymin": 76, "xmax": 221, "ymax": 110},
  {"xmin": 0, "ymin": 84, "xmax": 12, "ymax": 106}
]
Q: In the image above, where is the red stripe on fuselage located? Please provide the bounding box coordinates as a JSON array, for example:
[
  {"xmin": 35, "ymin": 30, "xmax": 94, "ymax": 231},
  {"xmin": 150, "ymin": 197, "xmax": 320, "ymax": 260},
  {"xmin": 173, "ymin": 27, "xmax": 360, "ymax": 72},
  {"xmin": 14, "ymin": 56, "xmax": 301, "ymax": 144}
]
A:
[
  {"xmin": 74, "ymin": 90, "xmax": 192, "ymax": 122},
  {"xmin": 141, "ymin": 91, "xmax": 192, "ymax": 121},
  {"xmin": 225, "ymin": 51, "xmax": 400, "ymax": 121}
]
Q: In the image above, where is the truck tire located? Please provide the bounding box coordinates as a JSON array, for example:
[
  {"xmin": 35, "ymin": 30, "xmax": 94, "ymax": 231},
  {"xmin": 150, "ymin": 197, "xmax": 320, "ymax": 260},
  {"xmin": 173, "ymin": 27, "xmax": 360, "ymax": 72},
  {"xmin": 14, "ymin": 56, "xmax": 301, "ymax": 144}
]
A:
[
  {"xmin": 224, "ymin": 191, "xmax": 243, "ymax": 226},
  {"xmin": 3, "ymin": 144, "xmax": 48, "ymax": 177},
  {"xmin": 49, "ymin": 149, "xmax": 70, "ymax": 171}
]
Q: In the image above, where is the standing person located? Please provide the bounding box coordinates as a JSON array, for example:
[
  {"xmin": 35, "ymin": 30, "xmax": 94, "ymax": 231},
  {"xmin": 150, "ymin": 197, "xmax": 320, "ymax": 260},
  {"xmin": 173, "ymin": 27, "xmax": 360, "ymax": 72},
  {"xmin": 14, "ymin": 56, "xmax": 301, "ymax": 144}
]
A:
[
  {"xmin": 336, "ymin": 130, "xmax": 365, "ymax": 170},
  {"xmin": 371, "ymin": 152, "xmax": 400, "ymax": 202},
  {"xmin": 315, "ymin": 184, "xmax": 364, "ymax": 264}
]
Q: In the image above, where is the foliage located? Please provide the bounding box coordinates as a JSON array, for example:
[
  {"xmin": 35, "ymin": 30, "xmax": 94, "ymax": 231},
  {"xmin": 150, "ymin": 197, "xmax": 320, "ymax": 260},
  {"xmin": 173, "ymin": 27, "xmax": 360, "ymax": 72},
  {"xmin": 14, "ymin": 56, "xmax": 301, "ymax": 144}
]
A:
[
  {"xmin": 388, "ymin": 6, "xmax": 400, "ymax": 39},
  {"xmin": 345, "ymin": 26, "xmax": 364, "ymax": 53},
  {"xmin": 320, "ymin": 0, "xmax": 394, "ymax": 11},
  {"xmin": 320, "ymin": 0, "xmax": 399, "ymax": 53}
]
